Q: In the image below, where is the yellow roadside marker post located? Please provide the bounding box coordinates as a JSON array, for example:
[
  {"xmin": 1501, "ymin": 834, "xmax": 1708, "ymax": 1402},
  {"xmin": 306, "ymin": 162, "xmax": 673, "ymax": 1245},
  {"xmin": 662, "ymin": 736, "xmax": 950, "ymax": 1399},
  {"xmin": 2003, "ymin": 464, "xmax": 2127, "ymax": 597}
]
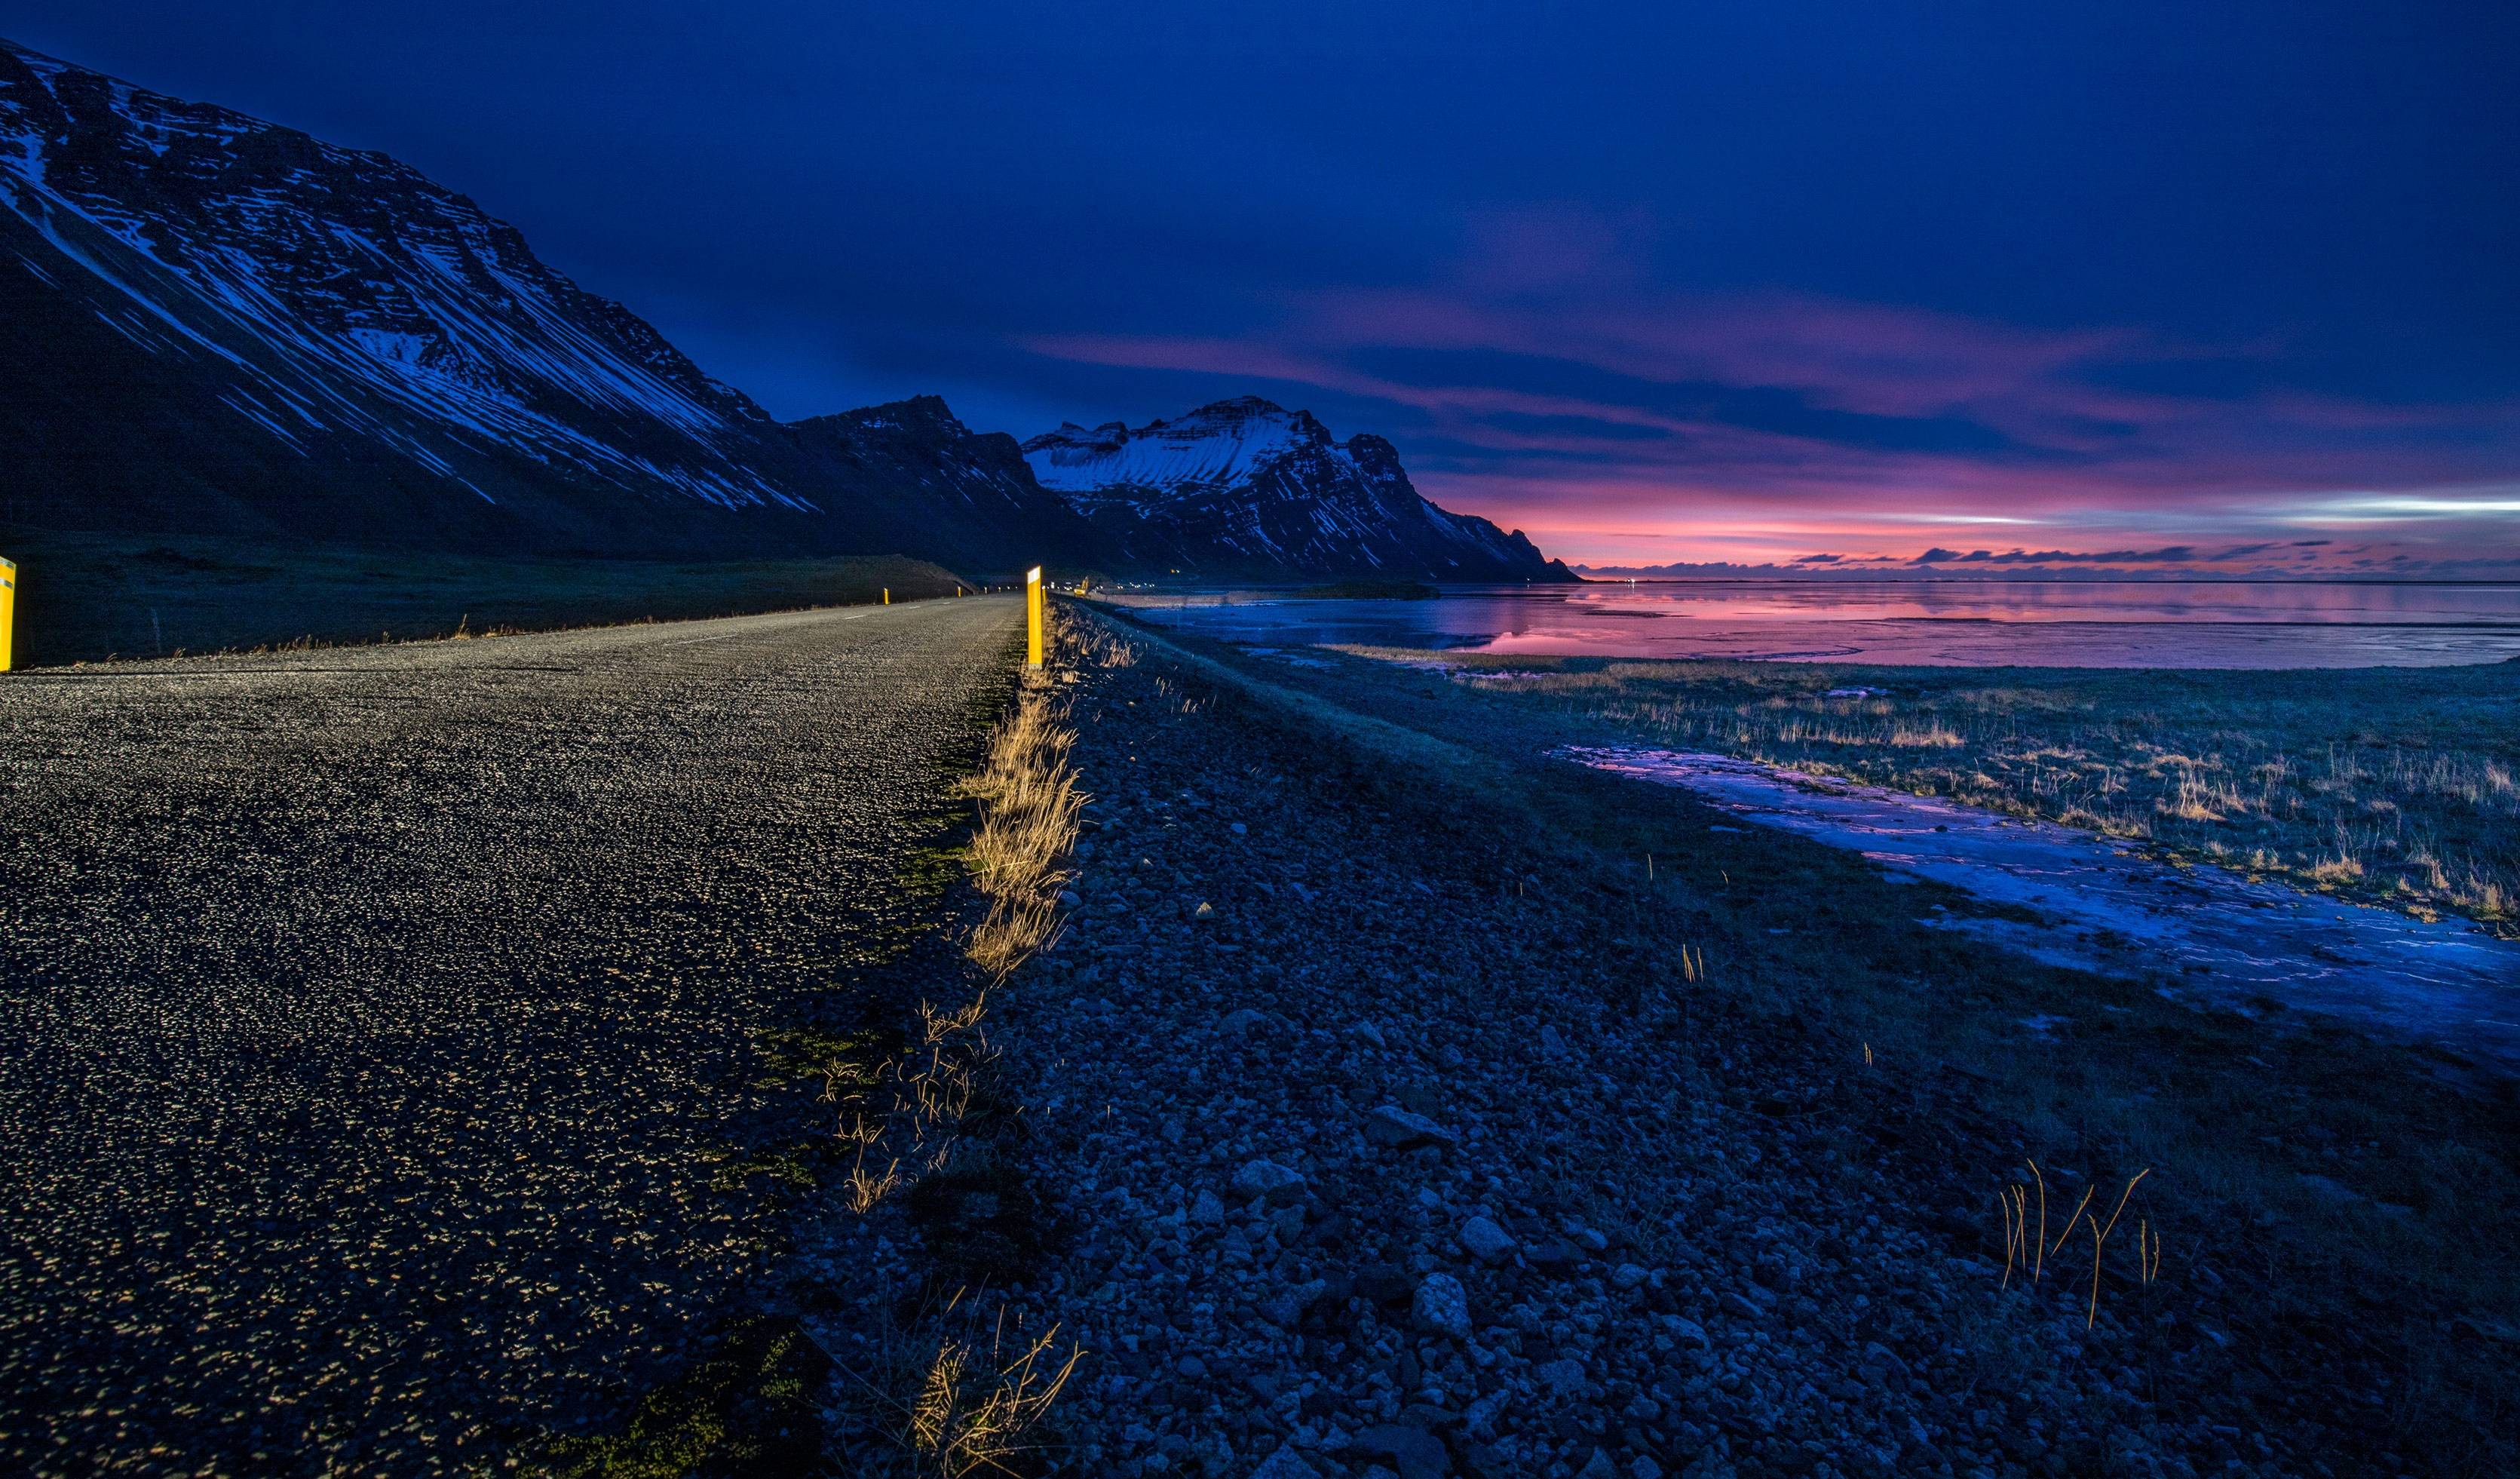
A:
[
  {"xmin": 0, "ymin": 556, "xmax": 14, "ymax": 672},
  {"xmin": 883, "ymin": 587, "xmax": 891, "ymax": 605},
  {"xmin": 1025, "ymin": 565, "xmax": 1044, "ymax": 669}
]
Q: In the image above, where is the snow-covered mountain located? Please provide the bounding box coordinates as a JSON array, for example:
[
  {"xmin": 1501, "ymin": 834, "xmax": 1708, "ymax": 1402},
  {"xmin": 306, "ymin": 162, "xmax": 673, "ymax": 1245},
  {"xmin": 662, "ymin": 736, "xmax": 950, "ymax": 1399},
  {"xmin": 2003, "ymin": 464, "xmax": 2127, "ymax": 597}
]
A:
[
  {"xmin": 1022, "ymin": 397, "xmax": 1571, "ymax": 582},
  {"xmin": 0, "ymin": 38, "xmax": 1092, "ymax": 569},
  {"xmin": 0, "ymin": 40, "xmax": 1565, "ymax": 582}
]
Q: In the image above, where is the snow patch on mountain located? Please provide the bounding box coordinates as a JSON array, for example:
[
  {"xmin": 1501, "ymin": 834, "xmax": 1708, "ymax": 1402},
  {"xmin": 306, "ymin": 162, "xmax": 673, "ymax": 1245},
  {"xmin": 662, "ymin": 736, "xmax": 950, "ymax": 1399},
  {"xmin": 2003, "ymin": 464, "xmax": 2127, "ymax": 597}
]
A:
[
  {"xmin": 1021, "ymin": 397, "xmax": 1570, "ymax": 582},
  {"xmin": 0, "ymin": 37, "xmax": 792, "ymax": 511},
  {"xmin": 1025, "ymin": 396, "xmax": 1317, "ymax": 508}
]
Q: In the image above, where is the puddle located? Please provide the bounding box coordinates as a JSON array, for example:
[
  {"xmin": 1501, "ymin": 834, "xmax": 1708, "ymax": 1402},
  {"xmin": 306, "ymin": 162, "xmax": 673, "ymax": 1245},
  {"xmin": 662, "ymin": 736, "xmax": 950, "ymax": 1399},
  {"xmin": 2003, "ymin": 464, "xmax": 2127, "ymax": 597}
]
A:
[{"xmin": 1562, "ymin": 745, "xmax": 2520, "ymax": 1075}]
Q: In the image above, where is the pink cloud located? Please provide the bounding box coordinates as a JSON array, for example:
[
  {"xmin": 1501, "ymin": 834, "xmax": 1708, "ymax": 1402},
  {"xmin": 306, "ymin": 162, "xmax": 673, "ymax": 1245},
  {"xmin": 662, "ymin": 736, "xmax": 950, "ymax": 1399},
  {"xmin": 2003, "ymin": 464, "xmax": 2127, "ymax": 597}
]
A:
[{"xmin": 1018, "ymin": 242, "xmax": 2520, "ymax": 569}]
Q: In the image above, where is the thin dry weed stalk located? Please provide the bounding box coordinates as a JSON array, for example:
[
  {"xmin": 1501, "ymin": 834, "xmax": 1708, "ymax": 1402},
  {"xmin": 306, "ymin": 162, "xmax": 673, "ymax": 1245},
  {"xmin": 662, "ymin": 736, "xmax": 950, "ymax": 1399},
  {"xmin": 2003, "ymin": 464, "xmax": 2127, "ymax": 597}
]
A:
[{"xmin": 1995, "ymin": 1162, "xmax": 2163, "ymax": 1327}]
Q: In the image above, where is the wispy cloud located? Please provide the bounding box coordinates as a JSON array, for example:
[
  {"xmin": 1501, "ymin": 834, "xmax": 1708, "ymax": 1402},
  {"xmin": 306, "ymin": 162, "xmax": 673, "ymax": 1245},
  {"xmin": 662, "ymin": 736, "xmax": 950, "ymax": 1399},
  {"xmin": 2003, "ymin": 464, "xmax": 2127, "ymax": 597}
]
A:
[{"xmin": 1017, "ymin": 210, "xmax": 2520, "ymax": 572}]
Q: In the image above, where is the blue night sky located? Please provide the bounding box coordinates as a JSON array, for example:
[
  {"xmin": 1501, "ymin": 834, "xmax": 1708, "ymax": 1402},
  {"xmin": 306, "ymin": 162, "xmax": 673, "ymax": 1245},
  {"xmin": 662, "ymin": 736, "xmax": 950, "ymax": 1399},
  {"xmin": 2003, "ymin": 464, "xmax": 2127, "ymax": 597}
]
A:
[{"xmin": 7, "ymin": 2, "xmax": 2518, "ymax": 570}]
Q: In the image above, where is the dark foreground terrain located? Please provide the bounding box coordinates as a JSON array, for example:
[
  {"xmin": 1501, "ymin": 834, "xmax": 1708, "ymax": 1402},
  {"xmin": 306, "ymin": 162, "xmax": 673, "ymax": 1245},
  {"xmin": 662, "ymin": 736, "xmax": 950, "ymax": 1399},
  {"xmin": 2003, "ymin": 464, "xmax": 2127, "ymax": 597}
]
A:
[
  {"xmin": 799, "ymin": 606, "xmax": 2514, "ymax": 1477},
  {"xmin": 0, "ymin": 597, "xmax": 1019, "ymax": 1474}
]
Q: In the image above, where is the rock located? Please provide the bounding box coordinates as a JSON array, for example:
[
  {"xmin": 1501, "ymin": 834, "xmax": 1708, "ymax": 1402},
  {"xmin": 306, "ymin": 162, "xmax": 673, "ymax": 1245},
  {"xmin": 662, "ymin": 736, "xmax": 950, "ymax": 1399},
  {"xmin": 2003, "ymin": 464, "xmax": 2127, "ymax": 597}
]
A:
[
  {"xmin": 1354, "ymin": 1020, "xmax": 1388, "ymax": 1048},
  {"xmin": 1350, "ymin": 1424, "xmax": 1452, "ymax": 1479},
  {"xmin": 1219, "ymin": 1008, "xmax": 1268, "ymax": 1036},
  {"xmin": 1534, "ymin": 1357, "xmax": 1588, "ymax": 1395},
  {"xmin": 1230, "ymin": 821, "xmax": 1249, "ymax": 836},
  {"xmin": 1539, "ymin": 1024, "xmax": 1570, "ymax": 1057},
  {"xmin": 1611, "ymin": 1263, "xmax": 1649, "ymax": 1291},
  {"xmin": 1258, "ymin": 1279, "xmax": 1329, "ymax": 1327},
  {"xmin": 1458, "ymin": 1215, "xmax": 1517, "ymax": 1265},
  {"xmin": 1249, "ymin": 1444, "xmax": 1322, "ymax": 1479},
  {"xmin": 1192, "ymin": 1189, "xmax": 1227, "ymax": 1224},
  {"xmin": 1462, "ymin": 1387, "xmax": 1511, "ymax": 1438},
  {"xmin": 1577, "ymin": 1450, "xmax": 1620, "ymax": 1479},
  {"xmin": 1194, "ymin": 901, "xmax": 1216, "ymax": 920},
  {"xmin": 1526, "ymin": 1238, "xmax": 1582, "ymax": 1272},
  {"xmin": 1177, "ymin": 1355, "xmax": 1209, "ymax": 1379},
  {"xmin": 1412, "ymin": 1273, "xmax": 1473, "ymax": 1339},
  {"xmin": 1232, "ymin": 1159, "xmax": 1308, "ymax": 1204},
  {"xmin": 1366, "ymin": 1104, "xmax": 1455, "ymax": 1150},
  {"xmin": 1629, "ymin": 1459, "xmax": 1665, "ymax": 1479}
]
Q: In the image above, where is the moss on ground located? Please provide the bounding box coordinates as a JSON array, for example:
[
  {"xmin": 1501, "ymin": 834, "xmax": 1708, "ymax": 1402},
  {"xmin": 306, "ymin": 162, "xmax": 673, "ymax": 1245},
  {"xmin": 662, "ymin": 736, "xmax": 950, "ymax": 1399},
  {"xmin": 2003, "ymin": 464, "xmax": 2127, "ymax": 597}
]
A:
[{"xmin": 529, "ymin": 1317, "xmax": 831, "ymax": 1479}]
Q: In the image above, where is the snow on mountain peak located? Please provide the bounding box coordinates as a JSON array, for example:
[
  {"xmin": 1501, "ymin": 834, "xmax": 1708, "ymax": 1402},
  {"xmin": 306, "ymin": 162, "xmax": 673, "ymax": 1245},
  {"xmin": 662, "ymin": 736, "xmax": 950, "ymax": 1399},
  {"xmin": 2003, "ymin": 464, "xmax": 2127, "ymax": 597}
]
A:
[{"xmin": 1019, "ymin": 396, "xmax": 1336, "ymax": 502}]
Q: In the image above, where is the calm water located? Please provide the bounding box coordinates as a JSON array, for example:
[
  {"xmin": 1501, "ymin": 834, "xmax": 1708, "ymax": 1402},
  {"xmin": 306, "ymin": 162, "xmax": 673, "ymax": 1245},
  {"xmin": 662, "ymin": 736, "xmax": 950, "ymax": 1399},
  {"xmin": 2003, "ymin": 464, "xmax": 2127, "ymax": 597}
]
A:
[{"xmin": 1108, "ymin": 581, "xmax": 2520, "ymax": 667}]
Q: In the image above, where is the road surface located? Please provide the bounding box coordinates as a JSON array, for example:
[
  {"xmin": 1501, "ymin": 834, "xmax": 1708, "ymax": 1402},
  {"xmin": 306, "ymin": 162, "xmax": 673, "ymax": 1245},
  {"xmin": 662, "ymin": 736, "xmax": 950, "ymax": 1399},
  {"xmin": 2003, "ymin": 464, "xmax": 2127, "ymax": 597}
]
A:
[{"xmin": 0, "ymin": 597, "xmax": 1020, "ymax": 1474}]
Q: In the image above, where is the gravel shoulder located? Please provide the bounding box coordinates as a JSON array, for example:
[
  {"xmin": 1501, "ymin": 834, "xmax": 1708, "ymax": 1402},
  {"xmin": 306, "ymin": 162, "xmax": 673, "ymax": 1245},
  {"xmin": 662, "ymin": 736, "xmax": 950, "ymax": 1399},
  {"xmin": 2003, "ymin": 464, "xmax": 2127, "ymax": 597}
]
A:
[
  {"xmin": 0, "ymin": 597, "xmax": 1019, "ymax": 1475},
  {"xmin": 903, "ymin": 605, "xmax": 2518, "ymax": 1479}
]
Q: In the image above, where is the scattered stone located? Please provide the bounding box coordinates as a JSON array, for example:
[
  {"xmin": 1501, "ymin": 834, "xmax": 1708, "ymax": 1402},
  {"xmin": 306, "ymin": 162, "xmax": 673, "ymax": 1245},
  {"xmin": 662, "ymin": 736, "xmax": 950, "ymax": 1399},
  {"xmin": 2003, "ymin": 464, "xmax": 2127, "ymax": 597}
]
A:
[
  {"xmin": 1364, "ymin": 1104, "xmax": 1455, "ymax": 1150},
  {"xmin": 1611, "ymin": 1262, "xmax": 1649, "ymax": 1291},
  {"xmin": 1458, "ymin": 1215, "xmax": 1517, "ymax": 1265},
  {"xmin": 1232, "ymin": 1159, "xmax": 1308, "ymax": 1204},
  {"xmin": 1577, "ymin": 1449, "xmax": 1620, "ymax": 1479},
  {"xmin": 1412, "ymin": 1273, "xmax": 1473, "ymax": 1339},
  {"xmin": 1534, "ymin": 1357, "xmax": 1588, "ymax": 1395},
  {"xmin": 1249, "ymin": 1443, "xmax": 1321, "ymax": 1479},
  {"xmin": 1539, "ymin": 1024, "xmax": 1570, "ymax": 1057},
  {"xmin": 1191, "ymin": 1189, "xmax": 1226, "ymax": 1225},
  {"xmin": 1219, "ymin": 1008, "xmax": 1268, "ymax": 1036},
  {"xmin": 1526, "ymin": 1238, "xmax": 1582, "ymax": 1271},
  {"xmin": 1350, "ymin": 1423, "xmax": 1452, "ymax": 1479}
]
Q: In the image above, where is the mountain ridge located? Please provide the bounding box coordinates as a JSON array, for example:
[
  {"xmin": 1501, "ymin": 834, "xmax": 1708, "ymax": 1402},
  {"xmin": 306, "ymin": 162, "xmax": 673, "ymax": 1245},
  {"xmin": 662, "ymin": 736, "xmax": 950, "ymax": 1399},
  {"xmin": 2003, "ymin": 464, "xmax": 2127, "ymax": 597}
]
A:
[
  {"xmin": 1022, "ymin": 396, "xmax": 1571, "ymax": 582},
  {"xmin": 0, "ymin": 38, "xmax": 1560, "ymax": 582}
]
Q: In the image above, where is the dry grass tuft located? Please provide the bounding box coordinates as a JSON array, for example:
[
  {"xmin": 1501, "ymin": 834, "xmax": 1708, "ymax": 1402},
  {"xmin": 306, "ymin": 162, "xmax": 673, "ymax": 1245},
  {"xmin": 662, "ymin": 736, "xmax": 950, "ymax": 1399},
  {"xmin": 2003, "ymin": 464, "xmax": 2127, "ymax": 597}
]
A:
[
  {"xmin": 909, "ymin": 1304, "xmax": 1082, "ymax": 1477},
  {"xmin": 961, "ymin": 618, "xmax": 1087, "ymax": 978}
]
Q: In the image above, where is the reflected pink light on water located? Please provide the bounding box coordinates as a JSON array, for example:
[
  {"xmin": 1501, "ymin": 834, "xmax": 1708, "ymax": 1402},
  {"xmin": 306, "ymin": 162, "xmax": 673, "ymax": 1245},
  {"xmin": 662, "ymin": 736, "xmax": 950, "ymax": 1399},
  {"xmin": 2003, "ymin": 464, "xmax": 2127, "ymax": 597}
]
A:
[{"xmin": 1120, "ymin": 581, "xmax": 2520, "ymax": 668}]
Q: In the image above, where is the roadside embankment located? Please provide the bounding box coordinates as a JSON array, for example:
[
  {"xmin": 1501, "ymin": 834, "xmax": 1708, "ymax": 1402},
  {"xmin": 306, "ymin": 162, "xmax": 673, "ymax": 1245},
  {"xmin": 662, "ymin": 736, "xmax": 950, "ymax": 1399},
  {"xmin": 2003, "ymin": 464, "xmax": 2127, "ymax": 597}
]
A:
[{"xmin": 943, "ymin": 602, "xmax": 2518, "ymax": 1477}]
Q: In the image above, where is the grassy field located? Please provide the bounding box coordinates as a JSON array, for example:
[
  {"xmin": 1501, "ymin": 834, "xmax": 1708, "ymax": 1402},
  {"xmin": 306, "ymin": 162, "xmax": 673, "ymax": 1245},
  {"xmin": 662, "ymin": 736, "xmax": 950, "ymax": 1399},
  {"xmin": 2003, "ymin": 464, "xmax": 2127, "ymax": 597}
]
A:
[
  {"xmin": 0, "ymin": 526, "xmax": 974, "ymax": 667},
  {"xmin": 1354, "ymin": 652, "xmax": 2520, "ymax": 937}
]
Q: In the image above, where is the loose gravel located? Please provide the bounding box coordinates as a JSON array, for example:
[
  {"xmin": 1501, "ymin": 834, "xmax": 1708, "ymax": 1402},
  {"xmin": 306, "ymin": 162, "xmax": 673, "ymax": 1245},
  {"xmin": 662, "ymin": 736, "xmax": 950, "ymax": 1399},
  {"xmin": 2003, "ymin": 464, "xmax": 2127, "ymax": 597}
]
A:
[
  {"xmin": 0, "ymin": 598, "xmax": 1019, "ymax": 1476},
  {"xmin": 913, "ymin": 612, "xmax": 2443, "ymax": 1479}
]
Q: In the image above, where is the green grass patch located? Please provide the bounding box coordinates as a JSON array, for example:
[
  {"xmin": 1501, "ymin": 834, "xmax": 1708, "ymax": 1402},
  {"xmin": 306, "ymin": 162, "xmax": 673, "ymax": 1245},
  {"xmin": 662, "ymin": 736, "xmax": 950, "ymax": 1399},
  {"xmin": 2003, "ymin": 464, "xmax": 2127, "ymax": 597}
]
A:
[
  {"xmin": 530, "ymin": 1316, "xmax": 830, "ymax": 1479},
  {"xmin": 0, "ymin": 524, "xmax": 973, "ymax": 665}
]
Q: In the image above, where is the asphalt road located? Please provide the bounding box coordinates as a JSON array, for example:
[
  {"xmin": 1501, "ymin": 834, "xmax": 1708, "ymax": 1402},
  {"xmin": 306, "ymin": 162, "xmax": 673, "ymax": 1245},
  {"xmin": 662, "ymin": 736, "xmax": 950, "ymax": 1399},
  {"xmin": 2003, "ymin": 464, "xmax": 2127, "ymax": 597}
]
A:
[{"xmin": 0, "ymin": 597, "xmax": 1021, "ymax": 1475}]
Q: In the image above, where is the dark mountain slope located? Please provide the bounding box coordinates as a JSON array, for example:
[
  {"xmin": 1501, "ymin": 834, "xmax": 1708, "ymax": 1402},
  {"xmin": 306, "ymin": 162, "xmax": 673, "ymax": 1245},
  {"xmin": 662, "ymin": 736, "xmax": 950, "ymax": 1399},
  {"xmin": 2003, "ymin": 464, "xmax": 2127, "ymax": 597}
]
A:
[{"xmin": 0, "ymin": 40, "xmax": 1093, "ymax": 572}]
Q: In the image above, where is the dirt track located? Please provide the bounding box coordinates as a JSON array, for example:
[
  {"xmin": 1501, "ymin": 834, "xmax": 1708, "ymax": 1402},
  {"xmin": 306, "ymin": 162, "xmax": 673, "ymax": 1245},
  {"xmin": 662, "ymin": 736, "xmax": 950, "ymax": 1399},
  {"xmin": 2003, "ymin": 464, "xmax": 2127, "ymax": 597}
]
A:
[{"xmin": 0, "ymin": 597, "xmax": 1019, "ymax": 1475}]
